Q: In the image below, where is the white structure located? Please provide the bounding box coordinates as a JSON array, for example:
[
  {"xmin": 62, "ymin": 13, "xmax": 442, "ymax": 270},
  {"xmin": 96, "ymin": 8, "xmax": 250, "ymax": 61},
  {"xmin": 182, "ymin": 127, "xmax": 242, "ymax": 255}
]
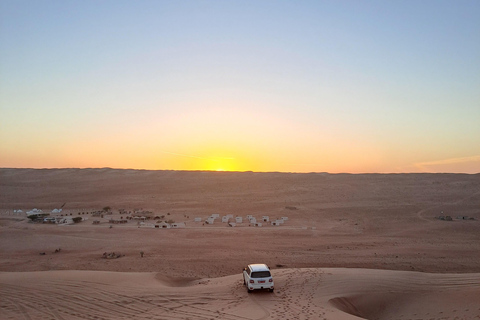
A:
[
  {"xmin": 222, "ymin": 214, "xmax": 233, "ymax": 223},
  {"xmin": 156, "ymin": 222, "xmax": 170, "ymax": 228},
  {"xmin": 249, "ymin": 217, "xmax": 257, "ymax": 224},
  {"xmin": 276, "ymin": 219, "xmax": 284, "ymax": 224},
  {"xmin": 205, "ymin": 217, "xmax": 215, "ymax": 224},
  {"xmin": 281, "ymin": 217, "xmax": 288, "ymax": 221},
  {"xmin": 228, "ymin": 222, "xmax": 236, "ymax": 227},
  {"xmin": 57, "ymin": 217, "xmax": 74, "ymax": 225},
  {"xmin": 211, "ymin": 213, "xmax": 220, "ymax": 218},
  {"xmin": 171, "ymin": 222, "xmax": 185, "ymax": 228},
  {"xmin": 194, "ymin": 217, "xmax": 202, "ymax": 222},
  {"xmin": 271, "ymin": 221, "xmax": 279, "ymax": 226},
  {"xmin": 139, "ymin": 223, "xmax": 155, "ymax": 228},
  {"xmin": 26, "ymin": 208, "xmax": 44, "ymax": 216},
  {"xmin": 26, "ymin": 208, "xmax": 49, "ymax": 218},
  {"xmin": 262, "ymin": 216, "xmax": 270, "ymax": 222},
  {"xmin": 235, "ymin": 217, "xmax": 243, "ymax": 223},
  {"xmin": 51, "ymin": 208, "xmax": 63, "ymax": 213},
  {"xmin": 246, "ymin": 215, "xmax": 253, "ymax": 219},
  {"xmin": 254, "ymin": 222, "xmax": 262, "ymax": 227}
]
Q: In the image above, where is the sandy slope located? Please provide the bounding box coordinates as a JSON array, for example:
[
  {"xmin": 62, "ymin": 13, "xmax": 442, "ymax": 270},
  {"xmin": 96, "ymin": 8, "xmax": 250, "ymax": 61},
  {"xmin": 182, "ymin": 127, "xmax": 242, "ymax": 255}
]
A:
[
  {"xmin": 1, "ymin": 268, "xmax": 479, "ymax": 320},
  {"xmin": 1, "ymin": 169, "xmax": 480, "ymax": 319}
]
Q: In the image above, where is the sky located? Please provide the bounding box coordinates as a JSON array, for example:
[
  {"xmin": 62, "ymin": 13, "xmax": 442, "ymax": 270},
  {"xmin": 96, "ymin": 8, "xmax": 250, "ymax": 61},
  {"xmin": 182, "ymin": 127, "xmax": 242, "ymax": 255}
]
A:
[{"xmin": 1, "ymin": 0, "xmax": 479, "ymax": 173}]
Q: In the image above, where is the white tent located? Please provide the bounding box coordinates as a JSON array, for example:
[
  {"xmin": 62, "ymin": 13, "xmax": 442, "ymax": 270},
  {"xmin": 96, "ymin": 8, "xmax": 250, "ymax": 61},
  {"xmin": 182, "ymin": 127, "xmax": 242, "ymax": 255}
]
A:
[{"xmin": 27, "ymin": 208, "xmax": 48, "ymax": 217}]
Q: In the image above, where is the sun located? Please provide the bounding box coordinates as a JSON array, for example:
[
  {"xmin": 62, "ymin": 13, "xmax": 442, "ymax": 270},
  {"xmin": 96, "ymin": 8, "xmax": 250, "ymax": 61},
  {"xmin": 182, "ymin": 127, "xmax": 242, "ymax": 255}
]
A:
[
  {"xmin": 206, "ymin": 158, "xmax": 236, "ymax": 172},
  {"xmin": 188, "ymin": 148, "xmax": 238, "ymax": 172}
]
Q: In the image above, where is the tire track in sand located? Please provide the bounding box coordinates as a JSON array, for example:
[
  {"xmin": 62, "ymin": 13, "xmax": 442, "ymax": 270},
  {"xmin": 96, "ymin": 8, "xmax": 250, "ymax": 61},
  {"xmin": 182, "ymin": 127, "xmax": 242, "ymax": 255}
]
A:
[
  {"xmin": 270, "ymin": 268, "xmax": 326, "ymax": 320},
  {"xmin": 0, "ymin": 277, "xmax": 257, "ymax": 320}
]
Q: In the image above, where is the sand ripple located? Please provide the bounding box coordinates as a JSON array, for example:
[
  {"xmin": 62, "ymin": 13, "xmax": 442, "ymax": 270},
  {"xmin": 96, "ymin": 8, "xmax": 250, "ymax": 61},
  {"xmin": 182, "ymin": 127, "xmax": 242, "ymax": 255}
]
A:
[{"xmin": 1, "ymin": 268, "xmax": 479, "ymax": 320}]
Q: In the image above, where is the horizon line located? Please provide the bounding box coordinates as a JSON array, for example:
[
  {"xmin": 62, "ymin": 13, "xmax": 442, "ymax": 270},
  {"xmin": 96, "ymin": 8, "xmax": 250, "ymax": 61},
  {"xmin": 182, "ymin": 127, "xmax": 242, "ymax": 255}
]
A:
[{"xmin": 0, "ymin": 167, "xmax": 478, "ymax": 175}]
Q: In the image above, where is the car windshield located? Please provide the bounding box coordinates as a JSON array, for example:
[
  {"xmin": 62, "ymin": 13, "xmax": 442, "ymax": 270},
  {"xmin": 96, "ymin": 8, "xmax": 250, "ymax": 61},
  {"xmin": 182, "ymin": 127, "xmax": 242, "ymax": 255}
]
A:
[{"xmin": 251, "ymin": 271, "xmax": 271, "ymax": 278}]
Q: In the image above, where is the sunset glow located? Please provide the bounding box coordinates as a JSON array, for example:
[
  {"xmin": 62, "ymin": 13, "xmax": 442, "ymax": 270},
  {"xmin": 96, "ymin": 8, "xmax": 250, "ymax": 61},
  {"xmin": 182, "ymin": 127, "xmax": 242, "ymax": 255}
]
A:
[{"xmin": 1, "ymin": 1, "xmax": 479, "ymax": 173}]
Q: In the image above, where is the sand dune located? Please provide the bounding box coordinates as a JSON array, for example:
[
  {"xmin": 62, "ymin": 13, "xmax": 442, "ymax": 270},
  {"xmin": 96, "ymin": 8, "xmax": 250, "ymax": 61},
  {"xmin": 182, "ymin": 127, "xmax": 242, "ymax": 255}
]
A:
[
  {"xmin": 1, "ymin": 169, "xmax": 480, "ymax": 319},
  {"xmin": 1, "ymin": 268, "xmax": 479, "ymax": 320}
]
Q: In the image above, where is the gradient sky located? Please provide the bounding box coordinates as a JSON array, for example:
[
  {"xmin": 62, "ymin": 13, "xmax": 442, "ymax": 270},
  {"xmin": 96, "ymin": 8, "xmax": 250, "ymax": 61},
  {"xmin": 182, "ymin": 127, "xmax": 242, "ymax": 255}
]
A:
[{"xmin": 1, "ymin": 0, "xmax": 479, "ymax": 173}]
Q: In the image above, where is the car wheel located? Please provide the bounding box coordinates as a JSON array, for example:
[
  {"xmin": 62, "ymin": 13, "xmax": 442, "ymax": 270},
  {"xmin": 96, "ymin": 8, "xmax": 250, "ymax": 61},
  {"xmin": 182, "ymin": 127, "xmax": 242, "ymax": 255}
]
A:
[
  {"xmin": 269, "ymin": 288, "xmax": 274, "ymax": 292},
  {"xmin": 247, "ymin": 287, "xmax": 252, "ymax": 293},
  {"xmin": 243, "ymin": 277, "xmax": 246, "ymax": 286}
]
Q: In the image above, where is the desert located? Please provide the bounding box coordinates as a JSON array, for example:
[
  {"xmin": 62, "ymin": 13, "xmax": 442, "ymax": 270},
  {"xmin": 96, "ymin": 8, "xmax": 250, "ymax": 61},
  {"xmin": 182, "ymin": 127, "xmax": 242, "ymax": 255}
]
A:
[
  {"xmin": 1, "ymin": 168, "xmax": 480, "ymax": 319},
  {"xmin": 3, "ymin": 0, "xmax": 480, "ymax": 318}
]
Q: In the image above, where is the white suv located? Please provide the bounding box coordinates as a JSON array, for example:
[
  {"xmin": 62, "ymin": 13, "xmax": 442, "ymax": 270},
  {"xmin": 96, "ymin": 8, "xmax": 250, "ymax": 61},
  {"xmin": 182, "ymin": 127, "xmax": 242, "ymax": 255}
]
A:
[{"xmin": 243, "ymin": 264, "xmax": 274, "ymax": 293}]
